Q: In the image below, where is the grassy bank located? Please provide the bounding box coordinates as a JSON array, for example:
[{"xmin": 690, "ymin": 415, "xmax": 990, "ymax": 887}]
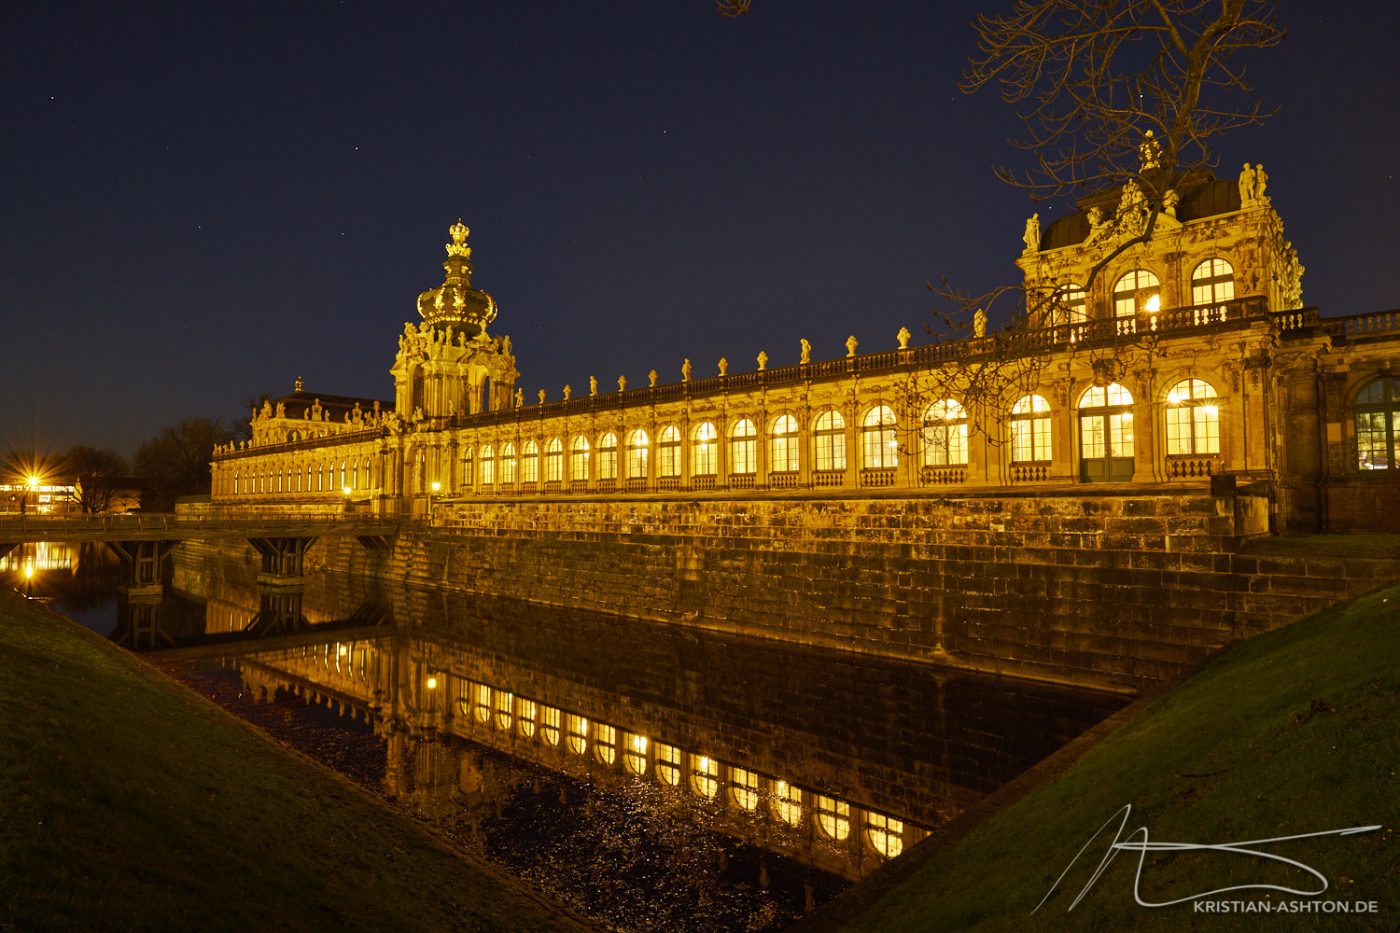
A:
[
  {"xmin": 0, "ymin": 591, "xmax": 585, "ymax": 931},
  {"xmin": 813, "ymin": 582, "xmax": 1400, "ymax": 932}
]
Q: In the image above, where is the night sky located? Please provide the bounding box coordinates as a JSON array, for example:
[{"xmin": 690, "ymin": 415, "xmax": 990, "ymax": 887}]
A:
[{"xmin": 4, "ymin": 2, "xmax": 1398, "ymax": 458}]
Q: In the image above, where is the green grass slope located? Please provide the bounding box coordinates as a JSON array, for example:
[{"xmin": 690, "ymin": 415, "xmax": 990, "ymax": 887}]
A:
[
  {"xmin": 824, "ymin": 583, "xmax": 1400, "ymax": 932},
  {"xmin": 0, "ymin": 591, "xmax": 585, "ymax": 932}
]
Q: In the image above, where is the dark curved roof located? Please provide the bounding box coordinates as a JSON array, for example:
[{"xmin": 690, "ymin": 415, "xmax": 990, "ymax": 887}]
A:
[{"xmin": 1036, "ymin": 171, "xmax": 1241, "ymax": 252}]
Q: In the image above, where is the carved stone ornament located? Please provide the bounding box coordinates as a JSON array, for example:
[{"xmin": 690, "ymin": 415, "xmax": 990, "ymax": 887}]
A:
[{"xmin": 896, "ymin": 327, "xmax": 911, "ymax": 350}]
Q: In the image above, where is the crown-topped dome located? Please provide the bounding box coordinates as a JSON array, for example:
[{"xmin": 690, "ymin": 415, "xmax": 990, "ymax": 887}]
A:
[{"xmin": 415, "ymin": 219, "xmax": 499, "ymax": 335}]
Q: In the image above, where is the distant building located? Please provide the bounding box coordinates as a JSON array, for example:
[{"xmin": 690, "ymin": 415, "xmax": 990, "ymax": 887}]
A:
[{"xmin": 211, "ymin": 168, "xmax": 1400, "ymax": 533}]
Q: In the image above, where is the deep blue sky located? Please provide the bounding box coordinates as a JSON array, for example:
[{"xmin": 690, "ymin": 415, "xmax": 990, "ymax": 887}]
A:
[{"xmin": 3, "ymin": 3, "xmax": 1398, "ymax": 458}]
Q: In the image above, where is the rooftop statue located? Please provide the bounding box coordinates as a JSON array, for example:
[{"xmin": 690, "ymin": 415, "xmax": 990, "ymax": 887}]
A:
[
  {"xmin": 756, "ymin": 351, "xmax": 768, "ymax": 371},
  {"xmin": 846, "ymin": 335, "xmax": 858, "ymax": 358},
  {"xmin": 800, "ymin": 338, "xmax": 811, "ymax": 364},
  {"xmin": 1023, "ymin": 213, "xmax": 1040, "ymax": 252},
  {"xmin": 682, "ymin": 358, "xmax": 692, "ymax": 382},
  {"xmin": 717, "ymin": 357, "xmax": 728, "ymax": 376},
  {"xmin": 897, "ymin": 327, "xmax": 911, "ymax": 350}
]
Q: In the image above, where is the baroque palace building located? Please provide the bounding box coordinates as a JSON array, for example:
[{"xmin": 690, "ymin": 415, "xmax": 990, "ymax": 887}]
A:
[{"xmin": 211, "ymin": 161, "xmax": 1400, "ymax": 533}]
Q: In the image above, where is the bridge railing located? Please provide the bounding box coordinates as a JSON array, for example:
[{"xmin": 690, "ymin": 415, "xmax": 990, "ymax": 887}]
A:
[{"xmin": 0, "ymin": 510, "xmax": 401, "ymax": 538}]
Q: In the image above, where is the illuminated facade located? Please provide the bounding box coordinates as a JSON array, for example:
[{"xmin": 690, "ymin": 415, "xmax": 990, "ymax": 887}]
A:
[{"xmin": 211, "ymin": 167, "xmax": 1400, "ymax": 532}]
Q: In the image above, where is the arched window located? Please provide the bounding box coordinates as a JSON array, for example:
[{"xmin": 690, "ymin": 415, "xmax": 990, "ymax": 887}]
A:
[
  {"xmin": 692, "ymin": 422, "xmax": 718, "ymax": 476},
  {"xmin": 922, "ymin": 400, "xmax": 968, "ymax": 466},
  {"xmin": 306, "ymin": 465, "xmax": 312, "ymax": 492},
  {"xmin": 1112, "ymin": 269, "xmax": 1160, "ymax": 332},
  {"xmin": 470, "ymin": 684, "xmax": 491, "ymax": 724},
  {"xmin": 544, "ymin": 437, "xmax": 564, "ymax": 483},
  {"xmin": 623, "ymin": 733, "xmax": 649, "ymax": 776},
  {"xmin": 570, "ymin": 435, "xmax": 590, "ymax": 482},
  {"xmin": 861, "ymin": 406, "xmax": 898, "ymax": 469},
  {"xmin": 771, "ymin": 780, "xmax": 803, "ymax": 827},
  {"xmin": 500, "ymin": 443, "xmax": 518, "ymax": 485},
  {"xmin": 769, "ymin": 414, "xmax": 800, "ymax": 474},
  {"xmin": 1053, "ymin": 283, "xmax": 1087, "ymax": 329},
  {"xmin": 1009, "ymin": 395, "xmax": 1052, "ymax": 463},
  {"xmin": 1191, "ymin": 258, "xmax": 1235, "ymax": 323},
  {"xmin": 540, "ymin": 705, "xmax": 560, "ymax": 746},
  {"xmin": 812, "ymin": 409, "xmax": 846, "ymax": 473},
  {"xmin": 598, "ymin": 432, "xmax": 618, "ymax": 481},
  {"xmin": 729, "ymin": 419, "xmax": 757, "ymax": 475},
  {"xmin": 494, "ymin": 691, "xmax": 514, "ymax": 731},
  {"xmin": 521, "ymin": 440, "xmax": 539, "ymax": 485},
  {"xmin": 626, "ymin": 429, "xmax": 650, "ymax": 479},
  {"xmin": 1079, "ymin": 383, "xmax": 1135, "ymax": 482},
  {"xmin": 516, "ymin": 699, "xmax": 537, "ymax": 739},
  {"xmin": 729, "ymin": 767, "xmax": 759, "ymax": 811},
  {"xmin": 689, "ymin": 754, "xmax": 719, "ymax": 799},
  {"xmin": 1165, "ymin": 379, "xmax": 1221, "ymax": 456},
  {"xmin": 1355, "ymin": 377, "xmax": 1400, "ymax": 470},
  {"xmin": 233, "ymin": 471, "xmax": 240, "ymax": 495},
  {"xmin": 459, "ymin": 449, "xmax": 473, "ymax": 489},
  {"xmin": 866, "ymin": 812, "xmax": 904, "ymax": 858},
  {"xmin": 655, "ymin": 743, "xmax": 681, "ymax": 787},
  {"xmin": 480, "ymin": 445, "xmax": 495, "ymax": 486},
  {"xmin": 364, "ymin": 457, "xmax": 374, "ymax": 490},
  {"xmin": 594, "ymin": 723, "xmax": 617, "ymax": 765},
  {"xmin": 657, "ymin": 425, "xmax": 682, "ymax": 478},
  {"xmin": 565, "ymin": 714, "xmax": 588, "ymax": 755},
  {"xmin": 813, "ymin": 794, "xmax": 851, "ymax": 840}
]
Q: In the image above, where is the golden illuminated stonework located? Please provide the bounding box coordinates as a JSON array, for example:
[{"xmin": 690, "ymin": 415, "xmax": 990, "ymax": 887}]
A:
[{"xmin": 416, "ymin": 219, "xmax": 499, "ymax": 333}]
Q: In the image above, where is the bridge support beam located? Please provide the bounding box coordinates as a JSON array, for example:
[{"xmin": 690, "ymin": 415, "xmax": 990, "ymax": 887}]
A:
[
  {"xmin": 249, "ymin": 536, "xmax": 317, "ymax": 586},
  {"xmin": 105, "ymin": 539, "xmax": 175, "ymax": 598}
]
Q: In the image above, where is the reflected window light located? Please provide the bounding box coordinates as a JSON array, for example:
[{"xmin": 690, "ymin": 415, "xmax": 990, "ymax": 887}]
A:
[
  {"xmin": 540, "ymin": 705, "xmax": 561, "ymax": 746},
  {"xmin": 690, "ymin": 754, "xmax": 719, "ymax": 799},
  {"xmin": 813, "ymin": 794, "xmax": 851, "ymax": 840},
  {"xmin": 655, "ymin": 743, "xmax": 681, "ymax": 786},
  {"xmin": 771, "ymin": 780, "xmax": 803, "ymax": 827},
  {"xmin": 565, "ymin": 714, "xmax": 588, "ymax": 755},
  {"xmin": 516, "ymin": 698, "xmax": 537, "ymax": 739},
  {"xmin": 594, "ymin": 723, "xmax": 617, "ymax": 766},
  {"xmin": 623, "ymin": 733, "xmax": 649, "ymax": 776},
  {"xmin": 494, "ymin": 690, "xmax": 514, "ymax": 730},
  {"xmin": 472, "ymin": 684, "xmax": 491, "ymax": 723},
  {"xmin": 866, "ymin": 812, "xmax": 905, "ymax": 858},
  {"xmin": 729, "ymin": 767, "xmax": 759, "ymax": 811}
]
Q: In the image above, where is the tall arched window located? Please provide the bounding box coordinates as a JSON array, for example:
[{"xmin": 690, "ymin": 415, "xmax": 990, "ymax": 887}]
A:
[
  {"xmin": 516, "ymin": 699, "xmax": 536, "ymax": 739},
  {"xmin": 1009, "ymin": 395, "xmax": 1052, "ymax": 463},
  {"xmin": 480, "ymin": 445, "xmax": 495, "ymax": 486},
  {"xmin": 771, "ymin": 780, "xmax": 803, "ymax": 827},
  {"xmin": 861, "ymin": 406, "xmax": 898, "ymax": 469},
  {"xmin": 594, "ymin": 723, "xmax": 617, "ymax": 766},
  {"xmin": 364, "ymin": 457, "xmax": 374, "ymax": 490},
  {"xmin": 494, "ymin": 691, "xmax": 514, "ymax": 731},
  {"xmin": 1165, "ymin": 379, "xmax": 1221, "ymax": 456},
  {"xmin": 689, "ymin": 754, "xmax": 719, "ymax": 799},
  {"xmin": 769, "ymin": 414, "xmax": 800, "ymax": 474},
  {"xmin": 657, "ymin": 425, "xmax": 681, "ymax": 478},
  {"xmin": 458, "ymin": 449, "xmax": 471, "ymax": 489},
  {"xmin": 729, "ymin": 767, "xmax": 759, "ymax": 811},
  {"xmin": 521, "ymin": 440, "xmax": 539, "ymax": 485},
  {"xmin": 1355, "ymin": 377, "xmax": 1400, "ymax": 470},
  {"xmin": 1079, "ymin": 383, "xmax": 1135, "ymax": 482},
  {"xmin": 565, "ymin": 714, "xmax": 588, "ymax": 755},
  {"xmin": 544, "ymin": 437, "xmax": 563, "ymax": 483},
  {"xmin": 729, "ymin": 419, "xmax": 757, "ymax": 475},
  {"xmin": 598, "ymin": 432, "xmax": 618, "ymax": 481},
  {"xmin": 655, "ymin": 743, "xmax": 681, "ymax": 786},
  {"xmin": 1113, "ymin": 269, "xmax": 1160, "ymax": 332},
  {"xmin": 1191, "ymin": 258, "xmax": 1235, "ymax": 323},
  {"xmin": 500, "ymin": 442, "xmax": 518, "ymax": 485},
  {"xmin": 1053, "ymin": 283, "xmax": 1087, "ymax": 339},
  {"xmin": 692, "ymin": 422, "xmax": 718, "ymax": 476},
  {"xmin": 570, "ymin": 435, "xmax": 590, "ymax": 482},
  {"xmin": 922, "ymin": 400, "xmax": 968, "ymax": 466},
  {"xmin": 540, "ymin": 706, "xmax": 560, "ymax": 746},
  {"xmin": 626, "ymin": 429, "xmax": 650, "ymax": 480},
  {"xmin": 812, "ymin": 409, "xmax": 846, "ymax": 474},
  {"xmin": 623, "ymin": 734, "xmax": 649, "ymax": 776}
]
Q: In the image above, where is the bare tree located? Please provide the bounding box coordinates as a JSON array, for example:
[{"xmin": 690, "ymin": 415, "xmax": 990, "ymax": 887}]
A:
[{"xmin": 63, "ymin": 446, "xmax": 129, "ymax": 514}]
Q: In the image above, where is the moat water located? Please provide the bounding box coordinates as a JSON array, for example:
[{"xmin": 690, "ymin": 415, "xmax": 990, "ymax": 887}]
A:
[{"xmin": 5, "ymin": 541, "xmax": 1128, "ymax": 931}]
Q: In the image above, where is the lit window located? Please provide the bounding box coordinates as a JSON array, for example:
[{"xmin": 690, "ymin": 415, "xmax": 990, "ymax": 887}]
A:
[
  {"xmin": 1009, "ymin": 394, "xmax": 1052, "ymax": 463},
  {"xmin": 813, "ymin": 794, "xmax": 851, "ymax": 840},
  {"xmin": 655, "ymin": 743, "xmax": 681, "ymax": 786},
  {"xmin": 1191, "ymin": 258, "xmax": 1235, "ymax": 323},
  {"xmin": 922, "ymin": 399, "xmax": 968, "ymax": 466},
  {"xmin": 729, "ymin": 767, "xmax": 759, "ymax": 811},
  {"xmin": 517, "ymin": 698, "xmax": 537, "ymax": 739},
  {"xmin": 460, "ymin": 449, "xmax": 473, "ymax": 488},
  {"xmin": 598, "ymin": 433, "xmax": 618, "ymax": 481},
  {"xmin": 729, "ymin": 419, "xmax": 757, "ymax": 475},
  {"xmin": 494, "ymin": 690, "xmax": 514, "ymax": 731},
  {"xmin": 480, "ymin": 445, "xmax": 495, "ymax": 485},
  {"xmin": 458, "ymin": 683, "xmax": 490, "ymax": 723},
  {"xmin": 521, "ymin": 440, "xmax": 539, "ymax": 484},
  {"xmin": 866, "ymin": 812, "xmax": 905, "ymax": 858},
  {"xmin": 1112, "ymin": 269, "xmax": 1160, "ymax": 321},
  {"xmin": 1053, "ymin": 284, "xmax": 1087, "ymax": 328},
  {"xmin": 623, "ymin": 733, "xmax": 649, "ymax": 776},
  {"xmin": 544, "ymin": 437, "xmax": 563, "ymax": 483},
  {"xmin": 769, "ymin": 415, "xmax": 799, "ymax": 473},
  {"xmin": 771, "ymin": 780, "xmax": 803, "ymax": 827},
  {"xmin": 500, "ymin": 443, "xmax": 518, "ymax": 485},
  {"xmin": 626, "ymin": 429, "xmax": 650, "ymax": 479},
  {"xmin": 1165, "ymin": 379, "xmax": 1220, "ymax": 456},
  {"xmin": 594, "ymin": 723, "xmax": 617, "ymax": 766},
  {"xmin": 570, "ymin": 435, "xmax": 590, "ymax": 481},
  {"xmin": 657, "ymin": 425, "xmax": 681, "ymax": 478},
  {"xmin": 861, "ymin": 406, "xmax": 898, "ymax": 469},
  {"xmin": 812, "ymin": 410, "xmax": 846, "ymax": 473},
  {"xmin": 565, "ymin": 713, "xmax": 588, "ymax": 755},
  {"xmin": 690, "ymin": 754, "xmax": 719, "ymax": 799},
  {"xmin": 1078, "ymin": 383, "xmax": 1136, "ymax": 462},
  {"xmin": 692, "ymin": 422, "xmax": 718, "ymax": 476},
  {"xmin": 1355, "ymin": 377, "xmax": 1400, "ymax": 470},
  {"xmin": 540, "ymin": 705, "xmax": 561, "ymax": 746}
]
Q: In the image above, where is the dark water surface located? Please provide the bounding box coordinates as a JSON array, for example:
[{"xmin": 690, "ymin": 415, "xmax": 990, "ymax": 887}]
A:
[{"xmin": 4, "ymin": 541, "xmax": 1129, "ymax": 931}]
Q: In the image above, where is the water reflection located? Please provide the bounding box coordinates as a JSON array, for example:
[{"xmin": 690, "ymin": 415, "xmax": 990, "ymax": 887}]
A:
[{"xmin": 9, "ymin": 546, "xmax": 1129, "ymax": 930}]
